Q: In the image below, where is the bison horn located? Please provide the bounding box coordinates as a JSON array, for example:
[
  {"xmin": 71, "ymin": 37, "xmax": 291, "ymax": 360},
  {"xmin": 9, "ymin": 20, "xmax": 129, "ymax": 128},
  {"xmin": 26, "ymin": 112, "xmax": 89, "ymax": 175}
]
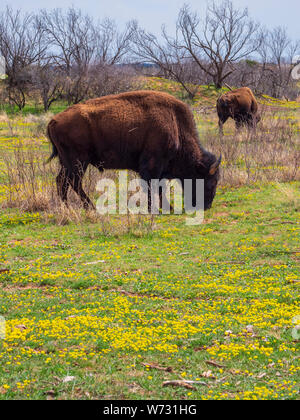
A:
[{"xmin": 209, "ymin": 154, "xmax": 222, "ymax": 175}]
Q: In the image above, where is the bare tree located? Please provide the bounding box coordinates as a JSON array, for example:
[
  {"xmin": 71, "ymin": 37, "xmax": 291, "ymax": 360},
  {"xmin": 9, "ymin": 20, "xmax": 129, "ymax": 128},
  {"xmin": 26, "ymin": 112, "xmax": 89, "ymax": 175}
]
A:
[
  {"xmin": 39, "ymin": 7, "xmax": 96, "ymax": 74},
  {"xmin": 39, "ymin": 8, "xmax": 133, "ymax": 104},
  {"xmin": 30, "ymin": 60, "xmax": 65, "ymax": 111},
  {"xmin": 89, "ymin": 64, "xmax": 137, "ymax": 98},
  {"xmin": 174, "ymin": 1, "xmax": 261, "ymax": 88},
  {"xmin": 258, "ymin": 27, "xmax": 300, "ymax": 98},
  {"xmin": 39, "ymin": 7, "xmax": 97, "ymax": 104},
  {"xmin": 131, "ymin": 21, "xmax": 200, "ymax": 98},
  {"xmin": 0, "ymin": 7, "xmax": 47, "ymax": 109},
  {"xmin": 95, "ymin": 18, "xmax": 133, "ymax": 66}
]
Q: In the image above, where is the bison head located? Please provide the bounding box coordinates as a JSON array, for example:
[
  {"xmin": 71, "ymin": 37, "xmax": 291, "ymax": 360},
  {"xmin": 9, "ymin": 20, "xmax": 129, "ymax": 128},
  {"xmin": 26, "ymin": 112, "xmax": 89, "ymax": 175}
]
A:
[{"xmin": 197, "ymin": 153, "xmax": 222, "ymax": 210}]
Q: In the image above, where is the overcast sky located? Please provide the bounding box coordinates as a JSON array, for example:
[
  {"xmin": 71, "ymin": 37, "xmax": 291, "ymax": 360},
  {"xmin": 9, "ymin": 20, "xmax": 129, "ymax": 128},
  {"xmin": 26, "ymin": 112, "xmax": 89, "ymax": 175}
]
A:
[{"xmin": 6, "ymin": 0, "xmax": 300, "ymax": 40}]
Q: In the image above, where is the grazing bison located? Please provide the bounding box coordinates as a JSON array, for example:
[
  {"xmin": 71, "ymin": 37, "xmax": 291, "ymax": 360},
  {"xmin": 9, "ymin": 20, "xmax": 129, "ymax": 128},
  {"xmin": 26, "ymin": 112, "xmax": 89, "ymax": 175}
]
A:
[
  {"xmin": 217, "ymin": 87, "xmax": 260, "ymax": 135},
  {"xmin": 47, "ymin": 90, "xmax": 221, "ymax": 211}
]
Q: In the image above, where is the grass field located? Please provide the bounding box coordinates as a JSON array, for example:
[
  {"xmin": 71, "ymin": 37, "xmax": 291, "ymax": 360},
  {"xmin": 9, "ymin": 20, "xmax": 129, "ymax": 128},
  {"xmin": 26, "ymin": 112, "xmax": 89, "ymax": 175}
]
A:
[{"xmin": 0, "ymin": 78, "xmax": 299, "ymax": 400}]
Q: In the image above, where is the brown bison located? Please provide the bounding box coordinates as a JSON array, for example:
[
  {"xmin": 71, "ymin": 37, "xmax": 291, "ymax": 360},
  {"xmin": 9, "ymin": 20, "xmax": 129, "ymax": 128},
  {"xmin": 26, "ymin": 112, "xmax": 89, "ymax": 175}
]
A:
[
  {"xmin": 47, "ymin": 90, "xmax": 221, "ymax": 211},
  {"xmin": 217, "ymin": 87, "xmax": 260, "ymax": 134}
]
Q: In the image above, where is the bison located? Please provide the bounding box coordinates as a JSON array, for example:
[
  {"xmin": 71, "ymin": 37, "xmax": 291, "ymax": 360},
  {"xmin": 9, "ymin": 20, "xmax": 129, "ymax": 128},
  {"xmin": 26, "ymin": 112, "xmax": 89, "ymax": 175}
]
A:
[
  {"xmin": 47, "ymin": 90, "xmax": 221, "ymax": 211},
  {"xmin": 217, "ymin": 87, "xmax": 260, "ymax": 135}
]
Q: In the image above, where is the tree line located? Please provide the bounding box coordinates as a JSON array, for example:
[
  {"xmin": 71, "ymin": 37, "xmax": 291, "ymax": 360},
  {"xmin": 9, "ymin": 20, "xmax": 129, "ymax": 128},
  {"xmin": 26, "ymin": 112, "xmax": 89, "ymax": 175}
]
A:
[{"xmin": 0, "ymin": 1, "xmax": 299, "ymax": 111}]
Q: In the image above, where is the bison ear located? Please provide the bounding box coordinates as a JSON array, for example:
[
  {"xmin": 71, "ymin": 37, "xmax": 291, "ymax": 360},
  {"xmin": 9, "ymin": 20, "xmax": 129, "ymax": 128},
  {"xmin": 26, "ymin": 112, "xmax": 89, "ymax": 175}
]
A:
[{"xmin": 209, "ymin": 155, "xmax": 222, "ymax": 175}]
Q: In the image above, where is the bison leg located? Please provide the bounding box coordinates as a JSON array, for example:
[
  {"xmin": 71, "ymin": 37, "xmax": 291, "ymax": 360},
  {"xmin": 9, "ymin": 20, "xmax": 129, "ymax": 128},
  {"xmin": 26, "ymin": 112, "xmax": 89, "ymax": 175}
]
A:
[
  {"xmin": 71, "ymin": 175, "xmax": 94, "ymax": 210},
  {"xmin": 235, "ymin": 114, "xmax": 248, "ymax": 136},
  {"xmin": 246, "ymin": 115, "xmax": 257, "ymax": 134},
  {"xmin": 219, "ymin": 119, "xmax": 224, "ymax": 137},
  {"xmin": 218, "ymin": 116, "xmax": 229, "ymax": 138},
  {"xmin": 144, "ymin": 179, "xmax": 173, "ymax": 214},
  {"xmin": 57, "ymin": 161, "xmax": 94, "ymax": 210},
  {"xmin": 139, "ymin": 156, "xmax": 165, "ymax": 213},
  {"xmin": 158, "ymin": 179, "xmax": 174, "ymax": 213},
  {"xmin": 56, "ymin": 167, "xmax": 69, "ymax": 205},
  {"xmin": 69, "ymin": 163, "xmax": 95, "ymax": 210},
  {"xmin": 235, "ymin": 119, "xmax": 243, "ymax": 131}
]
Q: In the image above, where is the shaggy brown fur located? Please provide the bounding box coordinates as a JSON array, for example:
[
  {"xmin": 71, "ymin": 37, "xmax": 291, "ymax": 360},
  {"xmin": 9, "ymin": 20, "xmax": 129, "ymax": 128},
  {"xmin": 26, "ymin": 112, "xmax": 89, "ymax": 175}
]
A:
[
  {"xmin": 47, "ymin": 90, "xmax": 221, "ymax": 210},
  {"xmin": 217, "ymin": 87, "xmax": 260, "ymax": 134}
]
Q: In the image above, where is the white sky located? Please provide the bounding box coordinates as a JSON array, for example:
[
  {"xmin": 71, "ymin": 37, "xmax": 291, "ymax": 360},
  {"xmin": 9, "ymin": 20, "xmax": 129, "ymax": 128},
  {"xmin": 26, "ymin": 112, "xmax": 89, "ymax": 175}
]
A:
[{"xmin": 5, "ymin": 0, "xmax": 300, "ymax": 40}]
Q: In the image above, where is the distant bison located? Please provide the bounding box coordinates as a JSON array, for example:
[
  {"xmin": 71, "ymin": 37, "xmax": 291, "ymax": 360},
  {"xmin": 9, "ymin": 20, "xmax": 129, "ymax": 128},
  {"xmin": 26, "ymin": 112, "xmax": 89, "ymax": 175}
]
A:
[
  {"xmin": 217, "ymin": 87, "xmax": 260, "ymax": 134},
  {"xmin": 47, "ymin": 90, "xmax": 221, "ymax": 211}
]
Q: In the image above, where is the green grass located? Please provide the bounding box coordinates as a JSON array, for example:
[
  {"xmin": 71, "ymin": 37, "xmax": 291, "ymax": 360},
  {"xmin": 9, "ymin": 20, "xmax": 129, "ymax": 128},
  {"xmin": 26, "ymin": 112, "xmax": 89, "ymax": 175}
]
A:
[
  {"xmin": 0, "ymin": 182, "xmax": 299, "ymax": 400},
  {"xmin": 0, "ymin": 101, "xmax": 68, "ymax": 116}
]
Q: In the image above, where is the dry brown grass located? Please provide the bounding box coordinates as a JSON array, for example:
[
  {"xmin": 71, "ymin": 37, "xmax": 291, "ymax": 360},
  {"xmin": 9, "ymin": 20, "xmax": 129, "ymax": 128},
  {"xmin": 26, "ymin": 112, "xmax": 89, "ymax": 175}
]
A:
[{"xmin": 203, "ymin": 110, "xmax": 300, "ymax": 186}]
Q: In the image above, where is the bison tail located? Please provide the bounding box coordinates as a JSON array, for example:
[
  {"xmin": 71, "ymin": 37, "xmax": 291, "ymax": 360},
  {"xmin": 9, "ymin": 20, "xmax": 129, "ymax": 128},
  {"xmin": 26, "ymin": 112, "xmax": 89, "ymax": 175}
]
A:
[
  {"xmin": 250, "ymin": 99, "xmax": 258, "ymax": 115},
  {"xmin": 46, "ymin": 121, "xmax": 59, "ymax": 163},
  {"xmin": 47, "ymin": 144, "xmax": 58, "ymax": 163}
]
